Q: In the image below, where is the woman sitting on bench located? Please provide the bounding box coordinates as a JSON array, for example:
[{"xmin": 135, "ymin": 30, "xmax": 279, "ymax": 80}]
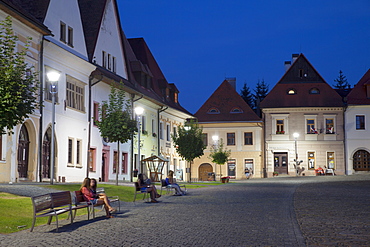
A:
[
  {"xmin": 137, "ymin": 173, "xmax": 161, "ymax": 203},
  {"xmin": 166, "ymin": 170, "xmax": 186, "ymax": 195},
  {"xmin": 80, "ymin": 178, "xmax": 115, "ymax": 218}
]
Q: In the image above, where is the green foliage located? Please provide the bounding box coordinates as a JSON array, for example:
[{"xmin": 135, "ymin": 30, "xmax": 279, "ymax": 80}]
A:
[
  {"xmin": 333, "ymin": 70, "xmax": 350, "ymax": 89},
  {"xmin": 254, "ymin": 79, "xmax": 269, "ymax": 102},
  {"xmin": 209, "ymin": 138, "xmax": 231, "ymax": 165},
  {"xmin": 0, "ymin": 16, "xmax": 39, "ymax": 134},
  {"xmin": 95, "ymin": 85, "xmax": 137, "ymax": 143},
  {"xmin": 240, "ymin": 82, "xmax": 255, "ymax": 110},
  {"xmin": 171, "ymin": 120, "xmax": 206, "ymax": 163}
]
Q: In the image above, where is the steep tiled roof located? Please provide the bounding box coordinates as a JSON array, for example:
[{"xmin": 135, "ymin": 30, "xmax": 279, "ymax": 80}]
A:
[
  {"xmin": 347, "ymin": 69, "xmax": 370, "ymax": 105},
  {"xmin": 194, "ymin": 80, "xmax": 261, "ymax": 122},
  {"xmin": 0, "ymin": 0, "xmax": 51, "ymax": 34},
  {"xmin": 78, "ymin": 0, "xmax": 107, "ymax": 61},
  {"xmin": 128, "ymin": 38, "xmax": 192, "ymax": 115},
  {"xmin": 260, "ymin": 54, "xmax": 343, "ymax": 108}
]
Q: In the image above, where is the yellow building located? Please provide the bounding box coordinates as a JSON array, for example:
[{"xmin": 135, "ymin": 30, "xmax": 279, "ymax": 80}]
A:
[{"xmin": 192, "ymin": 79, "xmax": 263, "ymax": 181}]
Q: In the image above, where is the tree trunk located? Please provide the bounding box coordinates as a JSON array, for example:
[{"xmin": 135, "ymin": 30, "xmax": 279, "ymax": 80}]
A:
[{"xmin": 115, "ymin": 141, "xmax": 120, "ymax": 186}]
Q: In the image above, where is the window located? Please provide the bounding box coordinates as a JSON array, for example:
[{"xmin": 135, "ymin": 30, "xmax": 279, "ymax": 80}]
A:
[
  {"xmin": 159, "ymin": 122, "xmax": 163, "ymax": 139},
  {"xmin": 327, "ymin": 152, "xmax": 335, "ymax": 169},
  {"xmin": 60, "ymin": 22, "xmax": 66, "ymax": 42},
  {"xmin": 152, "ymin": 119, "xmax": 156, "ymax": 137},
  {"xmin": 89, "ymin": 148, "xmax": 96, "ymax": 172},
  {"xmin": 228, "ymin": 159, "xmax": 236, "ymax": 176},
  {"xmin": 227, "ymin": 133, "xmax": 235, "ymax": 145},
  {"xmin": 230, "ymin": 107, "xmax": 243, "ymax": 113},
  {"xmin": 207, "ymin": 108, "xmax": 220, "ymax": 114},
  {"xmin": 307, "ymin": 119, "xmax": 316, "ymax": 134},
  {"xmin": 141, "ymin": 116, "xmax": 146, "ymax": 134},
  {"xmin": 76, "ymin": 139, "xmax": 81, "ymax": 166},
  {"xmin": 173, "ymin": 126, "xmax": 177, "ymax": 138},
  {"xmin": 276, "ymin": 119, "xmax": 284, "ymax": 134},
  {"xmin": 299, "ymin": 69, "xmax": 304, "ymax": 78},
  {"xmin": 308, "ymin": 152, "xmax": 315, "ymax": 170},
  {"xmin": 112, "ymin": 56, "xmax": 116, "ymax": 73},
  {"xmin": 287, "ymin": 89, "xmax": 296, "ymax": 95},
  {"xmin": 66, "ymin": 75, "xmax": 85, "ymax": 111},
  {"xmin": 108, "ymin": 54, "xmax": 111, "ymax": 70},
  {"xmin": 353, "ymin": 150, "xmax": 370, "ymax": 171},
  {"xmin": 113, "ymin": 151, "xmax": 118, "ymax": 173},
  {"xmin": 166, "ymin": 124, "xmax": 170, "ymax": 141},
  {"xmin": 244, "ymin": 132, "xmax": 253, "ymax": 145},
  {"xmin": 67, "ymin": 26, "xmax": 73, "ymax": 47},
  {"xmin": 68, "ymin": 138, "xmax": 73, "ymax": 164},
  {"xmin": 93, "ymin": 102, "xmax": 99, "ymax": 126},
  {"xmin": 309, "ymin": 88, "xmax": 320, "ymax": 94},
  {"xmin": 356, "ymin": 115, "xmax": 365, "ymax": 130},
  {"xmin": 244, "ymin": 159, "xmax": 253, "ymax": 171},
  {"xmin": 121, "ymin": 152, "xmax": 128, "ymax": 174},
  {"xmin": 202, "ymin": 133, "xmax": 208, "ymax": 146},
  {"xmin": 326, "ymin": 118, "xmax": 334, "ymax": 134},
  {"xmin": 102, "ymin": 51, "xmax": 107, "ymax": 68}
]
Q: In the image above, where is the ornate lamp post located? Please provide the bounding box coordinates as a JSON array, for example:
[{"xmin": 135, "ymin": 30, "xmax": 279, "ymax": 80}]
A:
[
  {"xmin": 134, "ymin": 106, "xmax": 144, "ymax": 173},
  {"xmin": 47, "ymin": 71, "xmax": 60, "ymax": 185}
]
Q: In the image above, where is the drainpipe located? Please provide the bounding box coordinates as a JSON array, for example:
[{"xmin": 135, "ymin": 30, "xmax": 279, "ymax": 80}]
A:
[
  {"xmin": 86, "ymin": 74, "xmax": 103, "ymax": 178},
  {"xmin": 343, "ymin": 104, "xmax": 348, "ymax": 175},
  {"xmin": 37, "ymin": 37, "xmax": 45, "ymax": 182}
]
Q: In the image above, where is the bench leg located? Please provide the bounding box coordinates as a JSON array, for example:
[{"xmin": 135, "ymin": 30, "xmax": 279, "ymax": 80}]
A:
[{"xmin": 30, "ymin": 217, "xmax": 36, "ymax": 232}]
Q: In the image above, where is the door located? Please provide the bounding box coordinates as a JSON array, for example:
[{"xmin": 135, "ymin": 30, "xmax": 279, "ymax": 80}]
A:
[
  {"xmin": 199, "ymin": 163, "xmax": 213, "ymax": 181},
  {"xmin": 274, "ymin": 152, "xmax": 288, "ymax": 174},
  {"xmin": 101, "ymin": 152, "xmax": 107, "ymax": 182},
  {"xmin": 42, "ymin": 129, "xmax": 52, "ymax": 179},
  {"xmin": 17, "ymin": 125, "xmax": 30, "ymax": 179}
]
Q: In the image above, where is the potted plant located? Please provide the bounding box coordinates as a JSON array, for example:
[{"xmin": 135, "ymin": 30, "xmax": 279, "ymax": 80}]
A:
[
  {"xmin": 273, "ymin": 171, "xmax": 279, "ymax": 177},
  {"xmin": 152, "ymin": 132, "xmax": 157, "ymax": 137}
]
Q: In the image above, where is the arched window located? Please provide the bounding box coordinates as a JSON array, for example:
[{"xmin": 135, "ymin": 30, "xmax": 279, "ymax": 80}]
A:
[
  {"xmin": 287, "ymin": 89, "xmax": 296, "ymax": 95},
  {"xmin": 230, "ymin": 107, "xmax": 243, "ymax": 113},
  {"xmin": 309, "ymin": 88, "xmax": 320, "ymax": 94},
  {"xmin": 207, "ymin": 108, "xmax": 220, "ymax": 114}
]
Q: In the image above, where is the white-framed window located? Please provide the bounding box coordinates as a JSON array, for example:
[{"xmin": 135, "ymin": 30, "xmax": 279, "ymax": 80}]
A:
[
  {"xmin": 166, "ymin": 124, "xmax": 171, "ymax": 141},
  {"xmin": 304, "ymin": 115, "xmax": 318, "ymax": 134},
  {"xmin": 89, "ymin": 148, "xmax": 96, "ymax": 172},
  {"xmin": 327, "ymin": 152, "xmax": 335, "ymax": 169},
  {"xmin": 308, "ymin": 152, "xmax": 315, "ymax": 170},
  {"xmin": 76, "ymin": 139, "xmax": 82, "ymax": 167},
  {"xmin": 60, "ymin": 21, "xmax": 66, "ymax": 42},
  {"xmin": 159, "ymin": 122, "xmax": 164, "ymax": 140},
  {"xmin": 324, "ymin": 114, "xmax": 336, "ymax": 134},
  {"xmin": 67, "ymin": 26, "xmax": 73, "ymax": 47},
  {"xmin": 272, "ymin": 114, "xmax": 289, "ymax": 135},
  {"xmin": 66, "ymin": 75, "xmax": 85, "ymax": 112},
  {"xmin": 68, "ymin": 138, "xmax": 74, "ymax": 165}
]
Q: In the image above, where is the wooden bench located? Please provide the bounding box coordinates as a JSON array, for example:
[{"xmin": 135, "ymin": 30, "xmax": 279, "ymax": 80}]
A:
[
  {"xmin": 31, "ymin": 191, "xmax": 73, "ymax": 232},
  {"xmin": 73, "ymin": 191, "xmax": 92, "ymax": 220},
  {"xmin": 88, "ymin": 188, "xmax": 120, "ymax": 218},
  {"xmin": 133, "ymin": 182, "xmax": 150, "ymax": 203}
]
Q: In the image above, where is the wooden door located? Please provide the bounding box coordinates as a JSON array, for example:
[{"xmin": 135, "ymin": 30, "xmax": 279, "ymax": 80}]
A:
[
  {"xmin": 17, "ymin": 125, "xmax": 30, "ymax": 179},
  {"xmin": 199, "ymin": 163, "xmax": 213, "ymax": 181},
  {"xmin": 42, "ymin": 131, "xmax": 51, "ymax": 179}
]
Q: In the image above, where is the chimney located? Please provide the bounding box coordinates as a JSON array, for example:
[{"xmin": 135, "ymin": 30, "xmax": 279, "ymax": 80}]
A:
[
  {"xmin": 284, "ymin": 61, "xmax": 291, "ymax": 71},
  {"xmin": 225, "ymin": 77, "xmax": 236, "ymax": 89},
  {"xmin": 292, "ymin": 53, "xmax": 299, "ymax": 63}
]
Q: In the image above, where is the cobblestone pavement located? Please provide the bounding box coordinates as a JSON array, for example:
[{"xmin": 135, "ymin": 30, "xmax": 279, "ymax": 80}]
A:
[{"xmin": 0, "ymin": 175, "xmax": 369, "ymax": 246}]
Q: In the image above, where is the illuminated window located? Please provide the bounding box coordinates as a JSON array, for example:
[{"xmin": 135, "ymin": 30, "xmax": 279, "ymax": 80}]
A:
[
  {"xmin": 327, "ymin": 152, "xmax": 335, "ymax": 169},
  {"xmin": 308, "ymin": 152, "xmax": 315, "ymax": 170},
  {"xmin": 356, "ymin": 115, "xmax": 365, "ymax": 130},
  {"xmin": 276, "ymin": 119, "xmax": 284, "ymax": 134},
  {"xmin": 326, "ymin": 118, "xmax": 334, "ymax": 134},
  {"xmin": 307, "ymin": 119, "xmax": 316, "ymax": 134},
  {"xmin": 287, "ymin": 89, "xmax": 296, "ymax": 95}
]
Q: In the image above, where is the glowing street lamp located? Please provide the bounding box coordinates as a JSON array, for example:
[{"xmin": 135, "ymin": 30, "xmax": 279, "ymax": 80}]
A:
[
  {"xmin": 47, "ymin": 71, "xmax": 60, "ymax": 185},
  {"xmin": 134, "ymin": 106, "xmax": 144, "ymax": 173},
  {"xmin": 293, "ymin": 132, "xmax": 302, "ymax": 176}
]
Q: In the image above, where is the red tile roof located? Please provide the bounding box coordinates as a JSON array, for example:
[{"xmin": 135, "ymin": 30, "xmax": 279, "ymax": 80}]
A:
[
  {"xmin": 347, "ymin": 69, "xmax": 370, "ymax": 105},
  {"xmin": 260, "ymin": 54, "xmax": 343, "ymax": 108},
  {"xmin": 194, "ymin": 80, "xmax": 261, "ymax": 122}
]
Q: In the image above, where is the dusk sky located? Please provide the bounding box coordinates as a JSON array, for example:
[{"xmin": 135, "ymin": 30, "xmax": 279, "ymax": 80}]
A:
[{"xmin": 118, "ymin": 1, "xmax": 370, "ymax": 114}]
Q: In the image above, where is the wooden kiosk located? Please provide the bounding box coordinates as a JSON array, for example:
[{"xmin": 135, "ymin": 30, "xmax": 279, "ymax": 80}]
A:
[{"xmin": 141, "ymin": 155, "xmax": 169, "ymax": 182}]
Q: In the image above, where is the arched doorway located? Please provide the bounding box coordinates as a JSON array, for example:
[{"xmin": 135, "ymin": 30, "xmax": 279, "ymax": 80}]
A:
[
  {"xmin": 42, "ymin": 128, "xmax": 52, "ymax": 179},
  {"xmin": 17, "ymin": 125, "xmax": 30, "ymax": 179},
  {"xmin": 353, "ymin": 150, "xmax": 370, "ymax": 171},
  {"xmin": 198, "ymin": 163, "xmax": 213, "ymax": 181}
]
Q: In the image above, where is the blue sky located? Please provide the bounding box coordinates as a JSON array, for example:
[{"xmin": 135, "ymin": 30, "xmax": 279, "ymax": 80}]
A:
[{"xmin": 118, "ymin": 0, "xmax": 370, "ymax": 114}]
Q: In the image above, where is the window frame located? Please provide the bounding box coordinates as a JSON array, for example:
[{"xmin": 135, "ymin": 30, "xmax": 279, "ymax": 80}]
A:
[
  {"xmin": 356, "ymin": 115, "xmax": 365, "ymax": 130},
  {"xmin": 67, "ymin": 26, "xmax": 73, "ymax": 47},
  {"xmin": 60, "ymin": 21, "xmax": 66, "ymax": 43},
  {"xmin": 227, "ymin": 133, "xmax": 235, "ymax": 146},
  {"xmin": 89, "ymin": 148, "xmax": 96, "ymax": 172},
  {"xmin": 244, "ymin": 132, "xmax": 253, "ymax": 145},
  {"xmin": 327, "ymin": 152, "xmax": 335, "ymax": 169},
  {"xmin": 66, "ymin": 75, "xmax": 85, "ymax": 112},
  {"xmin": 307, "ymin": 152, "xmax": 315, "ymax": 170}
]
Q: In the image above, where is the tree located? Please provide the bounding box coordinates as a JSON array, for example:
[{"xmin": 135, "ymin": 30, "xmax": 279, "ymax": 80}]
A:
[
  {"xmin": 0, "ymin": 16, "xmax": 40, "ymax": 134},
  {"xmin": 95, "ymin": 85, "xmax": 137, "ymax": 185},
  {"xmin": 240, "ymin": 82, "xmax": 255, "ymax": 110},
  {"xmin": 171, "ymin": 119, "xmax": 206, "ymax": 183},
  {"xmin": 208, "ymin": 138, "xmax": 231, "ymax": 180},
  {"xmin": 254, "ymin": 79, "xmax": 269, "ymax": 116},
  {"xmin": 333, "ymin": 70, "xmax": 350, "ymax": 89}
]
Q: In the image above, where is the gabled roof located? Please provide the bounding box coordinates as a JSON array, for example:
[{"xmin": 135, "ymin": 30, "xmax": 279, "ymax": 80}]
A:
[
  {"xmin": 260, "ymin": 54, "xmax": 343, "ymax": 108},
  {"xmin": 347, "ymin": 69, "xmax": 370, "ymax": 105},
  {"xmin": 194, "ymin": 80, "xmax": 261, "ymax": 123},
  {"xmin": 128, "ymin": 37, "xmax": 191, "ymax": 115},
  {"xmin": 0, "ymin": 0, "xmax": 51, "ymax": 34},
  {"xmin": 78, "ymin": 0, "xmax": 107, "ymax": 61}
]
